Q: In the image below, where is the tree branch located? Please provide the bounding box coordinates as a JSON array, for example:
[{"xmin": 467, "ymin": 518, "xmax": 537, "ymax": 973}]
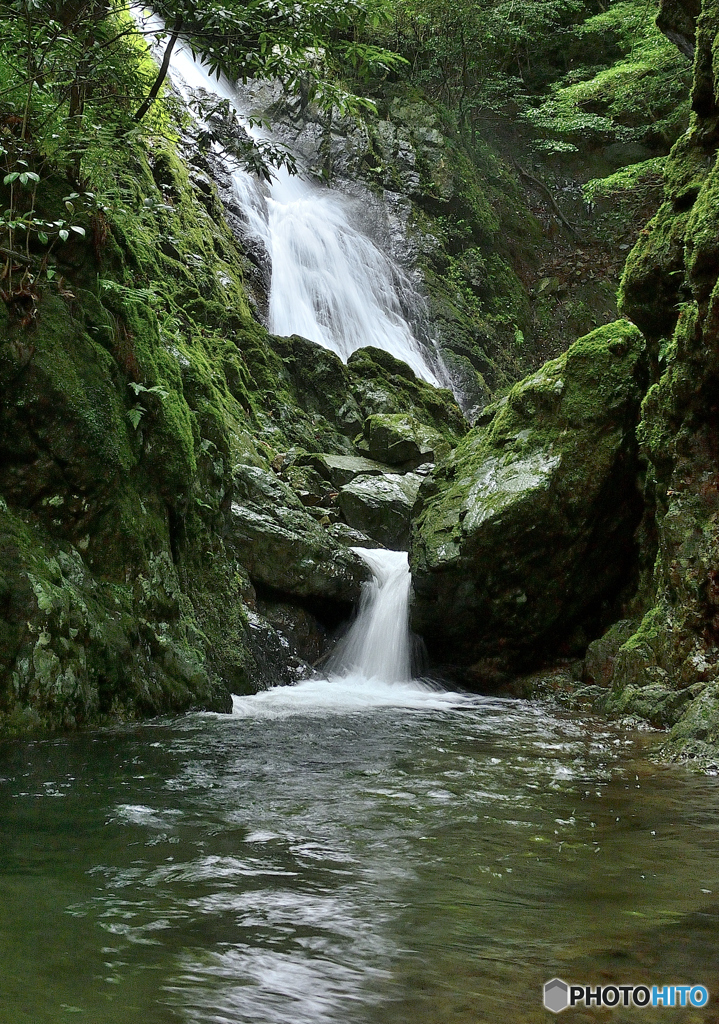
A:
[
  {"xmin": 134, "ymin": 15, "xmax": 182, "ymax": 122},
  {"xmin": 513, "ymin": 160, "xmax": 579, "ymax": 236}
]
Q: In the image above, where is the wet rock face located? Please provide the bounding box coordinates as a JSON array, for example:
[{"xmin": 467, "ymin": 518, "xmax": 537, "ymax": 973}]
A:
[
  {"xmin": 361, "ymin": 413, "xmax": 444, "ymax": 467},
  {"xmin": 657, "ymin": 0, "xmax": 701, "ymax": 57},
  {"xmin": 410, "ymin": 322, "xmax": 647, "ymax": 686},
  {"xmin": 583, "ymin": 619, "xmax": 639, "ymax": 688},
  {"xmin": 228, "ymin": 464, "xmax": 371, "ymax": 604},
  {"xmin": 590, "ymin": 0, "xmax": 719, "ymax": 764},
  {"xmin": 337, "ymin": 472, "xmax": 423, "ymax": 550}
]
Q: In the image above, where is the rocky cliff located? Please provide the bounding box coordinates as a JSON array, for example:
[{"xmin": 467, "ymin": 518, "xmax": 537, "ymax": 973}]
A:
[
  {"xmin": 406, "ymin": 0, "xmax": 719, "ymax": 766},
  {"xmin": 591, "ymin": 0, "xmax": 719, "ymax": 765},
  {"xmin": 0, "ymin": 114, "xmax": 465, "ymax": 733}
]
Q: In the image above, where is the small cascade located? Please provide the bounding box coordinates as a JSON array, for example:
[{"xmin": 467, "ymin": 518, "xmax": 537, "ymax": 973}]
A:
[
  {"xmin": 326, "ymin": 549, "xmax": 412, "ymax": 683},
  {"xmin": 154, "ymin": 26, "xmax": 444, "ymax": 385},
  {"xmin": 231, "ymin": 550, "xmax": 472, "ymax": 716}
]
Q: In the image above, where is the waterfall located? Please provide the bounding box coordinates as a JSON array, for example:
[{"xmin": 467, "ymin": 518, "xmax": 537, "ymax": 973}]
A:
[
  {"xmin": 231, "ymin": 549, "xmax": 470, "ymax": 715},
  {"xmin": 326, "ymin": 549, "xmax": 412, "ymax": 684},
  {"xmin": 157, "ymin": 28, "xmax": 444, "ymax": 385}
]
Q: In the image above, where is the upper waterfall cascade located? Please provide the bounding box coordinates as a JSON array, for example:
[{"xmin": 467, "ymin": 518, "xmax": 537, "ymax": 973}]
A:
[{"xmin": 163, "ymin": 35, "xmax": 445, "ymax": 385}]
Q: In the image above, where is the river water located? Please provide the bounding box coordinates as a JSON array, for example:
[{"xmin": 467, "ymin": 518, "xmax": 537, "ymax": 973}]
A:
[{"xmin": 2, "ymin": 701, "xmax": 719, "ymax": 1024}]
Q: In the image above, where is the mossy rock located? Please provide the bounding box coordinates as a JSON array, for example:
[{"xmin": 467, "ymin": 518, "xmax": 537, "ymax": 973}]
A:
[
  {"xmin": 346, "ymin": 346, "xmax": 467, "ymax": 444},
  {"xmin": 410, "ymin": 321, "xmax": 647, "ymax": 686},
  {"xmin": 362, "ymin": 413, "xmax": 444, "ymax": 466},
  {"xmin": 228, "ymin": 464, "xmax": 371, "ymax": 604}
]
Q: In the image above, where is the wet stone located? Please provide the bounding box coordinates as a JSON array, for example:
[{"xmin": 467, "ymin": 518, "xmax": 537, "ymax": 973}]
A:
[{"xmin": 338, "ymin": 472, "xmax": 423, "ymax": 549}]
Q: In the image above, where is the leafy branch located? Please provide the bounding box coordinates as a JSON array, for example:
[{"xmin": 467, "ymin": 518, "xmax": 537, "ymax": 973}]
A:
[{"xmin": 127, "ymin": 381, "xmax": 169, "ymax": 430}]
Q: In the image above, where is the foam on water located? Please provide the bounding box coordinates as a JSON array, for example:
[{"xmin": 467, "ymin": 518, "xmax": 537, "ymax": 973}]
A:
[{"xmin": 231, "ymin": 675, "xmax": 478, "ymax": 718}]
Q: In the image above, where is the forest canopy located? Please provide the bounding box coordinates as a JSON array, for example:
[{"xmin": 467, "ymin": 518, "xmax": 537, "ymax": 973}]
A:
[{"xmin": 0, "ymin": 0, "xmax": 691, "ymax": 311}]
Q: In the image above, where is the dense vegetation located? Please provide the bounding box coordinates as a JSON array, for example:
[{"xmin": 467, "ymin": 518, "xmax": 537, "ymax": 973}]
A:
[
  {"xmin": 383, "ymin": 0, "xmax": 690, "ymax": 154},
  {"xmin": 6, "ymin": 0, "xmax": 719, "ymax": 767},
  {"xmin": 0, "ymin": 0, "xmax": 689, "ymax": 319}
]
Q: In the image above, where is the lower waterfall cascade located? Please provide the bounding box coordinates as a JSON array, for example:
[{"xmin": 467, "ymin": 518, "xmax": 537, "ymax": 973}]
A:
[
  {"xmin": 326, "ymin": 549, "xmax": 413, "ymax": 685},
  {"xmin": 231, "ymin": 549, "xmax": 472, "ymax": 715},
  {"xmin": 160, "ymin": 29, "xmax": 446, "ymax": 386}
]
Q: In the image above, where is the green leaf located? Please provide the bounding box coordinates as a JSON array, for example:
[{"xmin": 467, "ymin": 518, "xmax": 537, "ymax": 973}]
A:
[
  {"xmin": 58, "ymin": 229, "xmax": 69, "ymax": 242},
  {"xmin": 127, "ymin": 406, "xmax": 145, "ymax": 429},
  {"xmin": 3, "ymin": 172, "xmax": 19, "ymax": 184},
  {"xmin": 37, "ymin": 231, "xmax": 48, "ymax": 244},
  {"xmin": 70, "ymin": 225, "xmax": 85, "ymax": 236}
]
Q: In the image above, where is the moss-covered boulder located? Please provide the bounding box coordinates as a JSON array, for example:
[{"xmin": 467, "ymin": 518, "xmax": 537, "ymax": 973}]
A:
[
  {"xmin": 583, "ymin": 618, "xmax": 639, "ymax": 687},
  {"xmin": 362, "ymin": 413, "xmax": 445, "ymax": 467},
  {"xmin": 346, "ymin": 346, "xmax": 468, "ymax": 442},
  {"xmin": 410, "ymin": 321, "xmax": 647, "ymax": 685}
]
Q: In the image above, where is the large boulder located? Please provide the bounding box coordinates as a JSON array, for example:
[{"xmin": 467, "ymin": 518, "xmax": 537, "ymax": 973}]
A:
[
  {"xmin": 361, "ymin": 413, "xmax": 446, "ymax": 467},
  {"xmin": 410, "ymin": 322, "xmax": 647, "ymax": 684},
  {"xmin": 297, "ymin": 452, "xmax": 393, "ymax": 488},
  {"xmin": 346, "ymin": 347, "xmax": 468, "ymax": 443},
  {"xmin": 338, "ymin": 472, "xmax": 423, "ymax": 549},
  {"xmin": 229, "ymin": 464, "xmax": 371, "ymax": 603}
]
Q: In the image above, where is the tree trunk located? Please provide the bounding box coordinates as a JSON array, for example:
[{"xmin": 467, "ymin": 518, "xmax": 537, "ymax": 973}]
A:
[{"xmin": 134, "ymin": 17, "xmax": 183, "ymax": 122}]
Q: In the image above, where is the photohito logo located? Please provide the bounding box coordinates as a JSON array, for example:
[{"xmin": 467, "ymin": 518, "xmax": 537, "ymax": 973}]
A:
[{"xmin": 543, "ymin": 979, "xmax": 709, "ymax": 1013}]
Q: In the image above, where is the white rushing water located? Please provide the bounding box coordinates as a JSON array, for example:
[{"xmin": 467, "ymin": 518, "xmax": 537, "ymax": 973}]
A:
[
  {"xmin": 326, "ymin": 548, "xmax": 412, "ymax": 684},
  {"xmin": 232, "ymin": 549, "xmax": 472, "ymax": 716},
  {"xmin": 160, "ymin": 31, "xmax": 444, "ymax": 384},
  {"xmin": 146, "ymin": 27, "xmax": 463, "ymax": 712}
]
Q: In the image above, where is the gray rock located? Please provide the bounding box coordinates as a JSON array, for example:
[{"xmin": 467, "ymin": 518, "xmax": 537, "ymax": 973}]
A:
[
  {"xmin": 603, "ymin": 142, "xmax": 654, "ymax": 169},
  {"xmin": 298, "ymin": 452, "xmax": 394, "ymax": 489},
  {"xmin": 325, "ymin": 522, "xmax": 385, "ymax": 549},
  {"xmin": 338, "ymin": 472, "xmax": 423, "ymax": 549},
  {"xmin": 244, "ymin": 609, "xmax": 314, "ymax": 689},
  {"xmin": 255, "ymin": 599, "xmax": 329, "ymax": 666},
  {"xmin": 410, "ymin": 322, "xmax": 647, "ymax": 684},
  {"xmin": 363, "ymin": 412, "xmax": 444, "ymax": 466},
  {"xmin": 583, "ymin": 619, "xmax": 639, "ymax": 686},
  {"xmin": 229, "ymin": 464, "xmax": 371, "ymax": 601}
]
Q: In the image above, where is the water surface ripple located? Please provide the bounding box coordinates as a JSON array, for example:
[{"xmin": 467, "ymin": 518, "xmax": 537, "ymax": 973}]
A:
[{"xmin": 1, "ymin": 700, "xmax": 718, "ymax": 1023}]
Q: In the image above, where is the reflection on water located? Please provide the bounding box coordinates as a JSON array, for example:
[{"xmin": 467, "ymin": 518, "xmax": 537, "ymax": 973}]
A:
[{"xmin": 0, "ymin": 699, "xmax": 718, "ymax": 1023}]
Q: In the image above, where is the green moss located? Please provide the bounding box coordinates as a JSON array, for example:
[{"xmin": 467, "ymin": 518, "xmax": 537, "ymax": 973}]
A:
[
  {"xmin": 584, "ymin": 157, "xmax": 666, "ymax": 203},
  {"xmin": 410, "ymin": 320, "xmax": 647, "ymax": 675},
  {"xmin": 346, "ymin": 346, "xmax": 467, "ymax": 444},
  {"xmin": 0, "ymin": 499, "xmax": 226, "ymax": 732},
  {"xmin": 618, "ymin": 201, "xmax": 690, "ymax": 339},
  {"xmin": 616, "ymin": 603, "xmax": 666, "ymax": 655},
  {"xmin": 524, "ymin": 0, "xmax": 691, "ymax": 153},
  {"xmin": 664, "ymin": 127, "xmax": 712, "ymax": 204},
  {"xmin": 685, "ymin": 158, "xmax": 719, "ymax": 288}
]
